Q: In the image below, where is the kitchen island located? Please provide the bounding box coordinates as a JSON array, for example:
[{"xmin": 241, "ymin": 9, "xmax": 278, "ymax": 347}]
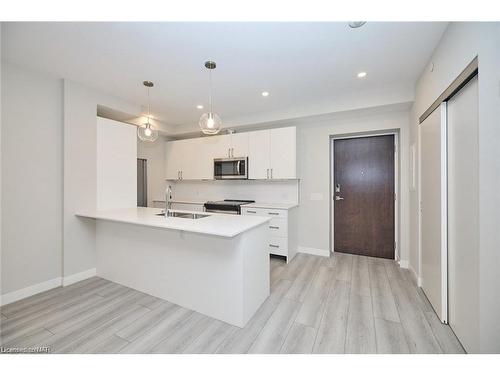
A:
[{"xmin": 76, "ymin": 207, "xmax": 271, "ymax": 327}]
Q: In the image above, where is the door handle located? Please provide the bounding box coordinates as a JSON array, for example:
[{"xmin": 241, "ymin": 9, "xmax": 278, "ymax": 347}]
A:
[
  {"xmin": 266, "ymin": 169, "xmax": 269, "ymax": 179},
  {"xmin": 335, "ymin": 196, "xmax": 344, "ymax": 201}
]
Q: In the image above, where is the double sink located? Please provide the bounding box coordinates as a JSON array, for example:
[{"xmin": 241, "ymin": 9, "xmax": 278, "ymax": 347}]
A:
[{"xmin": 156, "ymin": 211, "xmax": 209, "ymax": 220}]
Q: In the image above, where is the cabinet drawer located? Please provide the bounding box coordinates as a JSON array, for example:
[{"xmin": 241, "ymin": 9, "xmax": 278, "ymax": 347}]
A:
[
  {"xmin": 241, "ymin": 207, "xmax": 266, "ymax": 216},
  {"xmin": 241, "ymin": 207, "xmax": 287, "ymax": 219},
  {"xmin": 268, "ymin": 218, "xmax": 287, "ymax": 238},
  {"xmin": 268, "ymin": 236, "xmax": 288, "ymax": 257}
]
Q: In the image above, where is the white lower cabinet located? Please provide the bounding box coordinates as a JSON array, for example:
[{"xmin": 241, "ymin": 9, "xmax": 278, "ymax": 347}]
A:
[{"xmin": 241, "ymin": 206, "xmax": 298, "ymax": 262}]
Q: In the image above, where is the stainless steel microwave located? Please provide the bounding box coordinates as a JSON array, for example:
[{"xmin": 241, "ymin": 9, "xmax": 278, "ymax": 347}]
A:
[{"xmin": 214, "ymin": 157, "xmax": 248, "ymax": 180}]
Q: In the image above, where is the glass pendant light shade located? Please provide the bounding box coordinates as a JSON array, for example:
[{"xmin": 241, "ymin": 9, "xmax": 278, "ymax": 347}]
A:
[
  {"xmin": 138, "ymin": 80, "xmax": 158, "ymax": 142},
  {"xmin": 199, "ymin": 61, "xmax": 222, "ymax": 135},
  {"xmin": 137, "ymin": 121, "xmax": 159, "ymax": 142},
  {"xmin": 199, "ymin": 112, "xmax": 222, "ymax": 135}
]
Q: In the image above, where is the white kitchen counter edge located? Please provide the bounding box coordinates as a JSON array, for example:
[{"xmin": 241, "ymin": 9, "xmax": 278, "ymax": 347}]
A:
[
  {"xmin": 242, "ymin": 202, "xmax": 299, "ymax": 210},
  {"xmin": 76, "ymin": 207, "xmax": 270, "ymax": 238}
]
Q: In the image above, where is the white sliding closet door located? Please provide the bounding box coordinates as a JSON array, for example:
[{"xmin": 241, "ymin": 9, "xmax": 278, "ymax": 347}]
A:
[
  {"xmin": 419, "ymin": 103, "xmax": 447, "ymax": 323},
  {"xmin": 447, "ymin": 76, "xmax": 479, "ymax": 353}
]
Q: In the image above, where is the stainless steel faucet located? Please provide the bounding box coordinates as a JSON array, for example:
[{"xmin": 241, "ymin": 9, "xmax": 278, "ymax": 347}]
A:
[{"xmin": 165, "ymin": 185, "xmax": 173, "ymax": 216}]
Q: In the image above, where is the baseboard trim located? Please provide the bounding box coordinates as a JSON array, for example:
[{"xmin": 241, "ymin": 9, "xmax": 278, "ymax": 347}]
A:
[
  {"xmin": 298, "ymin": 246, "xmax": 330, "ymax": 257},
  {"xmin": 408, "ymin": 264, "xmax": 423, "ymax": 287},
  {"xmin": 63, "ymin": 268, "xmax": 97, "ymax": 287},
  {"xmin": 0, "ymin": 277, "xmax": 62, "ymax": 307}
]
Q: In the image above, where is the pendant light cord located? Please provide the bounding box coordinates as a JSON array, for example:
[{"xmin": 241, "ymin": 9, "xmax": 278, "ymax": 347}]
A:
[
  {"xmin": 147, "ymin": 86, "xmax": 151, "ymax": 127},
  {"xmin": 208, "ymin": 67, "xmax": 213, "ymax": 114}
]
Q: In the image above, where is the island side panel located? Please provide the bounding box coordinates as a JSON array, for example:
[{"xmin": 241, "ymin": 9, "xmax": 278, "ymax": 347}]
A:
[
  {"xmin": 96, "ymin": 220, "xmax": 245, "ymax": 326},
  {"xmin": 241, "ymin": 223, "xmax": 270, "ymax": 324}
]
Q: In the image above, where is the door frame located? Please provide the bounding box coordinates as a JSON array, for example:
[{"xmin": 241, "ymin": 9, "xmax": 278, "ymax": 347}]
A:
[{"xmin": 330, "ymin": 130, "xmax": 400, "ymax": 261}]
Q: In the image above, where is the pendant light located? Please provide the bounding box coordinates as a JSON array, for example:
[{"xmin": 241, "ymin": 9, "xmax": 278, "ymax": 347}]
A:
[
  {"xmin": 137, "ymin": 80, "xmax": 159, "ymax": 142},
  {"xmin": 199, "ymin": 61, "xmax": 222, "ymax": 135}
]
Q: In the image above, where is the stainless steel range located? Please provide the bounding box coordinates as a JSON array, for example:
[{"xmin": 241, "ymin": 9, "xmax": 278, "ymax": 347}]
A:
[{"xmin": 204, "ymin": 199, "xmax": 255, "ymax": 215}]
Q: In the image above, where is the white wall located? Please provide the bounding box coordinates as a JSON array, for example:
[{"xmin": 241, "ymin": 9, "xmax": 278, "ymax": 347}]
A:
[
  {"xmin": 97, "ymin": 117, "xmax": 137, "ymax": 210},
  {"xmin": 410, "ymin": 22, "xmax": 500, "ymax": 353},
  {"xmin": 137, "ymin": 136, "xmax": 167, "ymax": 207},
  {"xmin": 1, "ymin": 62, "xmax": 63, "ymax": 295},
  {"xmin": 63, "ymin": 80, "xmax": 141, "ymax": 279},
  {"xmin": 293, "ymin": 105, "xmax": 410, "ymax": 260}
]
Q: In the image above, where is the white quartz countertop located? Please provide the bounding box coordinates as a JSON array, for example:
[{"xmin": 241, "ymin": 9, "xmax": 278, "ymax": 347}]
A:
[
  {"xmin": 76, "ymin": 207, "xmax": 271, "ymax": 238},
  {"xmin": 242, "ymin": 202, "xmax": 299, "ymax": 210}
]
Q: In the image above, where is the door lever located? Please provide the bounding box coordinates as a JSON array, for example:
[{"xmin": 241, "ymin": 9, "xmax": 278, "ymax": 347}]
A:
[{"xmin": 335, "ymin": 196, "xmax": 344, "ymax": 201}]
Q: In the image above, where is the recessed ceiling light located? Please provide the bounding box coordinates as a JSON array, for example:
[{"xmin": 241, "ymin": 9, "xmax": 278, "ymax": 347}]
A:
[
  {"xmin": 196, "ymin": 104, "xmax": 204, "ymax": 109},
  {"xmin": 357, "ymin": 72, "xmax": 367, "ymax": 78},
  {"xmin": 262, "ymin": 91, "xmax": 269, "ymax": 97},
  {"xmin": 348, "ymin": 21, "xmax": 366, "ymax": 29}
]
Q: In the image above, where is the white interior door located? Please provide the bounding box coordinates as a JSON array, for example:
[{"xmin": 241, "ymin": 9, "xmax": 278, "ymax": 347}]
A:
[
  {"xmin": 447, "ymin": 76, "xmax": 479, "ymax": 353},
  {"xmin": 419, "ymin": 103, "xmax": 448, "ymax": 323}
]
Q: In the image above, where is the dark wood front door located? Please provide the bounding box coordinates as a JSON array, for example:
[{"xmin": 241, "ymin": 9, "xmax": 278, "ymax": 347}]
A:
[{"xmin": 333, "ymin": 135, "xmax": 395, "ymax": 259}]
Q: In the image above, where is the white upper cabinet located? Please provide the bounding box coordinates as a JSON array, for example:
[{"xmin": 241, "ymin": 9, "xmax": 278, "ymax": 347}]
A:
[
  {"xmin": 248, "ymin": 130, "xmax": 271, "ymax": 179},
  {"xmin": 249, "ymin": 127, "xmax": 297, "ymax": 179},
  {"xmin": 165, "ymin": 127, "xmax": 297, "ymax": 181},
  {"xmin": 269, "ymin": 127, "xmax": 297, "ymax": 179},
  {"xmin": 205, "ymin": 134, "xmax": 231, "ymax": 159},
  {"xmin": 165, "ymin": 138, "xmax": 201, "ymax": 180},
  {"xmin": 229, "ymin": 132, "xmax": 249, "ymax": 158},
  {"xmin": 165, "ymin": 140, "xmax": 184, "ymax": 180}
]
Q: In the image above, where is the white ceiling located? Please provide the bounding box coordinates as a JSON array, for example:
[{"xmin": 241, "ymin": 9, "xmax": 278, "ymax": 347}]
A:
[{"xmin": 2, "ymin": 22, "xmax": 447, "ymax": 129}]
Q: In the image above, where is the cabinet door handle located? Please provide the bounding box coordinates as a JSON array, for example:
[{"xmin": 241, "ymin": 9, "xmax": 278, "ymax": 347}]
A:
[
  {"xmin": 246, "ymin": 210, "xmax": 257, "ymax": 214},
  {"xmin": 271, "ymin": 168, "xmax": 273, "ymax": 179},
  {"xmin": 266, "ymin": 169, "xmax": 269, "ymax": 179},
  {"xmin": 178, "ymin": 171, "xmax": 180, "ymax": 179},
  {"xmin": 268, "ymin": 212, "xmax": 279, "ymax": 216},
  {"xmin": 231, "ymin": 148, "xmax": 234, "ymax": 157},
  {"xmin": 269, "ymin": 244, "xmax": 280, "ymax": 248},
  {"xmin": 181, "ymin": 171, "xmax": 183, "ymax": 180},
  {"xmin": 269, "ymin": 226, "xmax": 280, "ymax": 229}
]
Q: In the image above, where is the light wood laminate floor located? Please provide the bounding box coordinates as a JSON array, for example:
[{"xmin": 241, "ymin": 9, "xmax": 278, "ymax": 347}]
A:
[{"xmin": 0, "ymin": 253, "xmax": 465, "ymax": 354}]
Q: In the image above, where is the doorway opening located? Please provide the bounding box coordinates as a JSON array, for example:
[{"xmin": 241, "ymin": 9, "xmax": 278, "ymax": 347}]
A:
[
  {"xmin": 137, "ymin": 158, "xmax": 148, "ymax": 207},
  {"xmin": 330, "ymin": 132, "xmax": 399, "ymax": 260}
]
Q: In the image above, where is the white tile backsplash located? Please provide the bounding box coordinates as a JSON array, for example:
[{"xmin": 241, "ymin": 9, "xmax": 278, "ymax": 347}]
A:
[{"xmin": 168, "ymin": 180, "xmax": 299, "ymax": 204}]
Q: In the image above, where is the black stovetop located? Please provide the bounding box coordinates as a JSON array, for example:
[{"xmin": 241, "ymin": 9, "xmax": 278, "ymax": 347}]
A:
[{"xmin": 204, "ymin": 199, "xmax": 255, "ymax": 214}]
